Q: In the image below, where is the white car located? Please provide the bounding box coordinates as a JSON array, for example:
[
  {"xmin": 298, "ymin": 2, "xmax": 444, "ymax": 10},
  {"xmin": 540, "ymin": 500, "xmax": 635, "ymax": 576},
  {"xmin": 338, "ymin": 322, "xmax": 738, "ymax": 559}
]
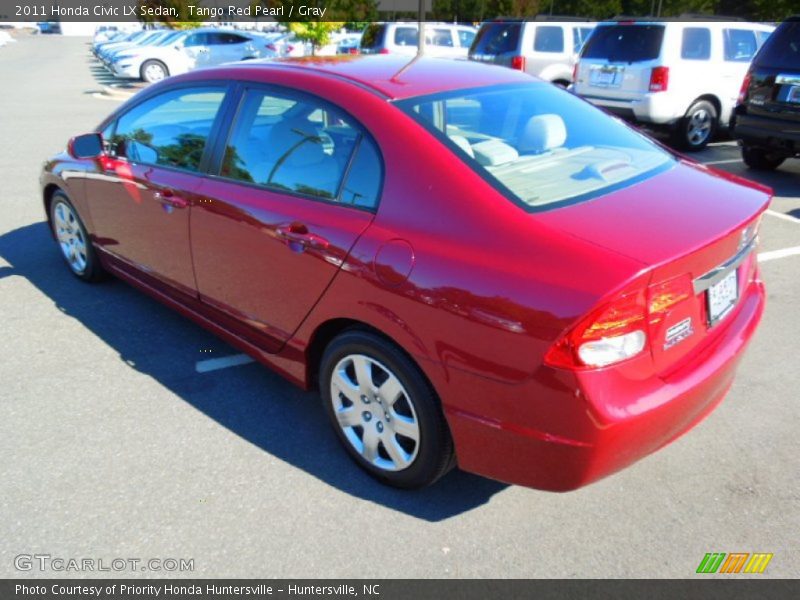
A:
[
  {"xmin": 573, "ymin": 18, "xmax": 774, "ymax": 150},
  {"xmin": 360, "ymin": 22, "xmax": 477, "ymax": 59},
  {"xmin": 110, "ymin": 29, "xmax": 262, "ymax": 83},
  {"xmin": 256, "ymin": 32, "xmax": 309, "ymax": 59},
  {"xmin": 0, "ymin": 31, "xmax": 17, "ymax": 47},
  {"xmin": 469, "ymin": 18, "xmax": 596, "ymax": 86}
]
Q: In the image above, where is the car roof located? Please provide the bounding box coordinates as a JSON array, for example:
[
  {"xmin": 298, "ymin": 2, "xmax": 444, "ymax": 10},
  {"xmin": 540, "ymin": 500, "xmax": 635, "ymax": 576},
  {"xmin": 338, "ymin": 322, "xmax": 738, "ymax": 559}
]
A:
[{"xmin": 224, "ymin": 55, "xmax": 533, "ymax": 100}]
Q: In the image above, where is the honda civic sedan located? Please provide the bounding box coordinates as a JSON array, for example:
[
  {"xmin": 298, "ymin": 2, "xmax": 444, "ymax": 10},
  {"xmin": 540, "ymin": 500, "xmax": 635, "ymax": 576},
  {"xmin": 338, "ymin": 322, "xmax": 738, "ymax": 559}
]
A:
[{"xmin": 40, "ymin": 56, "xmax": 768, "ymax": 490}]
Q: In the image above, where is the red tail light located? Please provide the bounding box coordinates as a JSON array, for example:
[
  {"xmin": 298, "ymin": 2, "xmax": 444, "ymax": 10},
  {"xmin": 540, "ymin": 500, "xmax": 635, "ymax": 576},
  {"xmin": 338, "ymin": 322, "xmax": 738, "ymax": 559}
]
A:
[
  {"xmin": 286, "ymin": 44, "xmax": 295, "ymax": 53},
  {"xmin": 738, "ymin": 71, "xmax": 752, "ymax": 104},
  {"xmin": 266, "ymin": 43, "xmax": 277, "ymax": 51},
  {"xmin": 649, "ymin": 66, "xmax": 669, "ymax": 92},
  {"xmin": 348, "ymin": 47, "xmax": 359, "ymax": 55},
  {"xmin": 545, "ymin": 273, "xmax": 694, "ymax": 369},
  {"xmin": 379, "ymin": 48, "xmax": 390, "ymax": 55},
  {"xmin": 511, "ymin": 55, "xmax": 526, "ymax": 71}
]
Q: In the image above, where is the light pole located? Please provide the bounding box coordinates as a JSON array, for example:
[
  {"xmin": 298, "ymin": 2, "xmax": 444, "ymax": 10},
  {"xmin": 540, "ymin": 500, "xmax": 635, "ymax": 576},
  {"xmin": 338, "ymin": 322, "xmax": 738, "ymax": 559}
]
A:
[{"xmin": 417, "ymin": 0, "xmax": 426, "ymax": 56}]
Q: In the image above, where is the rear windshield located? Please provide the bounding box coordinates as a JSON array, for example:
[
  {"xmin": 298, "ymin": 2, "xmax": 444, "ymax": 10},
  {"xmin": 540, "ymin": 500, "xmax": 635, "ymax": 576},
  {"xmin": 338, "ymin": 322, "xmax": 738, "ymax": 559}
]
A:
[
  {"xmin": 582, "ymin": 24, "xmax": 665, "ymax": 63},
  {"xmin": 753, "ymin": 21, "xmax": 800, "ymax": 70},
  {"xmin": 470, "ymin": 22, "xmax": 521, "ymax": 55},
  {"xmin": 360, "ymin": 24, "xmax": 386, "ymax": 49},
  {"xmin": 396, "ymin": 83, "xmax": 673, "ymax": 212}
]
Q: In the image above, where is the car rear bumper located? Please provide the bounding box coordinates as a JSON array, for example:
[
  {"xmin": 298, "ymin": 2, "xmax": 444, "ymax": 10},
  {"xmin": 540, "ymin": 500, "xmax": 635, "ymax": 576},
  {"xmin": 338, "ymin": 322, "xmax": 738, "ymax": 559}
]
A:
[
  {"xmin": 580, "ymin": 91, "xmax": 681, "ymax": 125},
  {"xmin": 443, "ymin": 278, "xmax": 765, "ymax": 491},
  {"xmin": 733, "ymin": 111, "xmax": 800, "ymax": 155}
]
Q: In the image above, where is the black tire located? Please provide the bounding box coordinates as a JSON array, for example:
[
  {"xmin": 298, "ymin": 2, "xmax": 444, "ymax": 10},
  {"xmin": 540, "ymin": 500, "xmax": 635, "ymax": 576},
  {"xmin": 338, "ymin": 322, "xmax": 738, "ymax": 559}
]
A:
[
  {"xmin": 673, "ymin": 99, "xmax": 717, "ymax": 151},
  {"xmin": 141, "ymin": 59, "xmax": 169, "ymax": 83},
  {"xmin": 320, "ymin": 330, "xmax": 454, "ymax": 489},
  {"xmin": 742, "ymin": 146, "xmax": 786, "ymax": 171},
  {"xmin": 49, "ymin": 192, "xmax": 106, "ymax": 282}
]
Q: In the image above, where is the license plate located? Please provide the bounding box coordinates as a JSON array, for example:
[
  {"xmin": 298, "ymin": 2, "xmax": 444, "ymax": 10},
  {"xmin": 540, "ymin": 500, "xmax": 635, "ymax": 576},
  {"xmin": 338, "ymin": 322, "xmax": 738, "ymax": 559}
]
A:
[
  {"xmin": 707, "ymin": 269, "xmax": 738, "ymax": 325},
  {"xmin": 589, "ymin": 68, "xmax": 622, "ymax": 88}
]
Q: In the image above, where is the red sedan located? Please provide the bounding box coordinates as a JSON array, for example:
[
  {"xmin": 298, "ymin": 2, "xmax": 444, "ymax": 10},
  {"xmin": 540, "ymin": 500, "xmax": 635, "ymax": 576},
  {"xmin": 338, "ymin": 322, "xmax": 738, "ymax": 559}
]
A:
[{"xmin": 40, "ymin": 56, "xmax": 768, "ymax": 490}]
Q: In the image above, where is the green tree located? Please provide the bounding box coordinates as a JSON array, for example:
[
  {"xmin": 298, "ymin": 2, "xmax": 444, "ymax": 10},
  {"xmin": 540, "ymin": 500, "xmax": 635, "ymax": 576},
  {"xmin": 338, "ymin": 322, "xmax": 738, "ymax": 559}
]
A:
[
  {"xmin": 137, "ymin": 0, "xmax": 203, "ymax": 28},
  {"xmin": 286, "ymin": 22, "xmax": 347, "ymax": 54}
]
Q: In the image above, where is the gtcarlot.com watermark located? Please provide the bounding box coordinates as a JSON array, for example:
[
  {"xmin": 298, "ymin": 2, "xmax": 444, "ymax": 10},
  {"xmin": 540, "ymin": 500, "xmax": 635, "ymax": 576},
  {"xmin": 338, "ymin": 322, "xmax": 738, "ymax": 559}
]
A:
[{"xmin": 14, "ymin": 554, "xmax": 194, "ymax": 573}]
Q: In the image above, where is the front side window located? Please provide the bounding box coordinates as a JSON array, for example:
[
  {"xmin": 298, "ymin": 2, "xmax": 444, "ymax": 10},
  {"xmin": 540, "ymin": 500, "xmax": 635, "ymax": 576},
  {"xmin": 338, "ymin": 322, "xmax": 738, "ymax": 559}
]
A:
[
  {"xmin": 220, "ymin": 90, "xmax": 380, "ymax": 205},
  {"xmin": 397, "ymin": 83, "xmax": 673, "ymax": 211},
  {"xmin": 431, "ymin": 29, "xmax": 454, "ymax": 47},
  {"xmin": 724, "ymin": 29, "xmax": 758, "ymax": 62},
  {"xmin": 458, "ymin": 29, "xmax": 476, "ymax": 48},
  {"xmin": 394, "ymin": 27, "xmax": 418, "ymax": 47},
  {"xmin": 112, "ymin": 87, "xmax": 226, "ymax": 172},
  {"xmin": 534, "ymin": 26, "xmax": 565, "ymax": 53},
  {"xmin": 681, "ymin": 28, "xmax": 711, "ymax": 60}
]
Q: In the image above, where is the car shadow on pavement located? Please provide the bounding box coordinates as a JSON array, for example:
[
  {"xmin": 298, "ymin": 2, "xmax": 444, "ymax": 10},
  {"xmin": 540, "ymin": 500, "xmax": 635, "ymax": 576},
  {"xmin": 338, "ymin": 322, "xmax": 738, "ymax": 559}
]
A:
[{"xmin": 0, "ymin": 222, "xmax": 509, "ymax": 522}]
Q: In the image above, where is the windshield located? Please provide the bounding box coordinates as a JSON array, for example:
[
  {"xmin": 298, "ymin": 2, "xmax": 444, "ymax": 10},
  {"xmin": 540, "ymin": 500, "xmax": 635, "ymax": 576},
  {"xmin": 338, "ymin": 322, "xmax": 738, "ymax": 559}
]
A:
[
  {"xmin": 582, "ymin": 24, "xmax": 665, "ymax": 62},
  {"xmin": 156, "ymin": 31, "xmax": 183, "ymax": 47},
  {"xmin": 754, "ymin": 21, "xmax": 800, "ymax": 70},
  {"xmin": 396, "ymin": 83, "xmax": 673, "ymax": 211}
]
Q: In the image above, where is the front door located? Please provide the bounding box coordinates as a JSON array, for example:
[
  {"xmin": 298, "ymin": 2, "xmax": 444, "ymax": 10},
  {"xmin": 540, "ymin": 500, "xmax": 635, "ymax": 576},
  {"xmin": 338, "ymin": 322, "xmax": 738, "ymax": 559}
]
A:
[
  {"xmin": 86, "ymin": 86, "xmax": 229, "ymax": 295},
  {"xmin": 191, "ymin": 87, "xmax": 383, "ymax": 348}
]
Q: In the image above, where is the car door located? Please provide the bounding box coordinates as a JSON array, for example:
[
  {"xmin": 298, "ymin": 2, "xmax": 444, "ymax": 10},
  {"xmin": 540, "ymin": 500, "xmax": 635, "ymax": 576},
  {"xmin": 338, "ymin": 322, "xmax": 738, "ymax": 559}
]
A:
[
  {"xmin": 191, "ymin": 87, "xmax": 382, "ymax": 349},
  {"xmin": 718, "ymin": 27, "xmax": 762, "ymax": 119},
  {"xmin": 181, "ymin": 32, "xmax": 213, "ymax": 70},
  {"xmin": 86, "ymin": 86, "xmax": 229, "ymax": 295},
  {"xmin": 215, "ymin": 32, "xmax": 258, "ymax": 63}
]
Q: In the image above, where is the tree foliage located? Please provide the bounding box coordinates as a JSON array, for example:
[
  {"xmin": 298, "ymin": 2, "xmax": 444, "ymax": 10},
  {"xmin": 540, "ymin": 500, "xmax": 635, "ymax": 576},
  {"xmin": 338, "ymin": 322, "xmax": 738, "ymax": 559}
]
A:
[{"xmin": 137, "ymin": 1, "xmax": 204, "ymax": 28}]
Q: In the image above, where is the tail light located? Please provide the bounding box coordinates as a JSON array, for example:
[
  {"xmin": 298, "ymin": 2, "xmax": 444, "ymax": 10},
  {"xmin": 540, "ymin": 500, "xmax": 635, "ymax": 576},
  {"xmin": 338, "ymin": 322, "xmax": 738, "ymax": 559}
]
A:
[
  {"xmin": 348, "ymin": 47, "xmax": 359, "ymax": 55},
  {"xmin": 266, "ymin": 43, "xmax": 277, "ymax": 51},
  {"xmin": 286, "ymin": 44, "xmax": 295, "ymax": 53},
  {"xmin": 379, "ymin": 48, "xmax": 390, "ymax": 55},
  {"xmin": 649, "ymin": 66, "xmax": 669, "ymax": 92},
  {"xmin": 511, "ymin": 55, "xmax": 526, "ymax": 71},
  {"xmin": 572, "ymin": 63, "xmax": 579, "ymax": 83},
  {"xmin": 738, "ymin": 71, "xmax": 752, "ymax": 104},
  {"xmin": 545, "ymin": 273, "xmax": 694, "ymax": 369}
]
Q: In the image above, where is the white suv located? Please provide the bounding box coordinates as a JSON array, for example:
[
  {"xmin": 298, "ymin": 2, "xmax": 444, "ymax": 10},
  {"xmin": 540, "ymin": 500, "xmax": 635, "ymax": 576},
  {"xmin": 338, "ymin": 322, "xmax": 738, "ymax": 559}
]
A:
[
  {"xmin": 469, "ymin": 18, "xmax": 596, "ymax": 86},
  {"xmin": 360, "ymin": 22, "xmax": 477, "ymax": 59},
  {"xmin": 573, "ymin": 19, "xmax": 774, "ymax": 150}
]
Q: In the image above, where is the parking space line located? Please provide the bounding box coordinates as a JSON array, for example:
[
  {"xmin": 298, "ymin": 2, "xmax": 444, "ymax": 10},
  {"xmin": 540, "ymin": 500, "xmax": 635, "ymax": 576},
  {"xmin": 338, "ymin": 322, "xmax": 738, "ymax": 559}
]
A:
[
  {"xmin": 758, "ymin": 246, "xmax": 800, "ymax": 263},
  {"xmin": 196, "ymin": 353, "xmax": 255, "ymax": 373},
  {"xmin": 766, "ymin": 210, "xmax": 800, "ymax": 225},
  {"xmin": 702, "ymin": 159, "xmax": 742, "ymax": 166}
]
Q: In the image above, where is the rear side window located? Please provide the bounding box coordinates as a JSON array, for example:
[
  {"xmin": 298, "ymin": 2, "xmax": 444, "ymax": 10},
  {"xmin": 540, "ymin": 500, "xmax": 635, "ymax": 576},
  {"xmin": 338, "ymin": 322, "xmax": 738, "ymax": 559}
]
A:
[
  {"xmin": 724, "ymin": 29, "xmax": 758, "ymax": 62},
  {"xmin": 573, "ymin": 27, "xmax": 593, "ymax": 52},
  {"xmin": 582, "ymin": 25, "xmax": 665, "ymax": 62},
  {"xmin": 340, "ymin": 138, "xmax": 382, "ymax": 209},
  {"xmin": 112, "ymin": 88, "xmax": 226, "ymax": 172},
  {"xmin": 220, "ymin": 90, "xmax": 375, "ymax": 204},
  {"xmin": 754, "ymin": 21, "xmax": 800, "ymax": 70},
  {"xmin": 534, "ymin": 26, "xmax": 564, "ymax": 53},
  {"xmin": 458, "ymin": 29, "xmax": 476, "ymax": 48},
  {"xmin": 431, "ymin": 28, "xmax": 454, "ymax": 47},
  {"xmin": 360, "ymin": 24, "xmax": 385, "ymax": 50},
  {"xmin": 394, "ymin": 27, "xmax": 418, "ymax": 47},
  {"xmin": 470, "ymin": 22, "xmax": 521, "ymax": 55},
  {"xmin": 681, "ymin": 28, "xmax": 711, "ymax": 60}
]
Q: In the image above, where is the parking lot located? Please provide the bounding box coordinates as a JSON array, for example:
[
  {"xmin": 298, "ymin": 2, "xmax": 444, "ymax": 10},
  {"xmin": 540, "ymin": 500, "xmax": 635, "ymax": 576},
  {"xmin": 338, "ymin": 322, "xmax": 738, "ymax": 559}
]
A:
[{"xmin": 1, "ymin": 35, "xmax": 798, "ymax": 578}]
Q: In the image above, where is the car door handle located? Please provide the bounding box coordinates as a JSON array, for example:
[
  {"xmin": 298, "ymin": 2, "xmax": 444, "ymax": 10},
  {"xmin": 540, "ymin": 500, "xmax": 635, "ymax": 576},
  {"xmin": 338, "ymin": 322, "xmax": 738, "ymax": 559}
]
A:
[
  {"xmin": 276, "ymin": 223, "xmax": 329, "ymax": 252},
  {"xmin": 153, "ymin": 189, "xmax": 189, "ymax": 209}
]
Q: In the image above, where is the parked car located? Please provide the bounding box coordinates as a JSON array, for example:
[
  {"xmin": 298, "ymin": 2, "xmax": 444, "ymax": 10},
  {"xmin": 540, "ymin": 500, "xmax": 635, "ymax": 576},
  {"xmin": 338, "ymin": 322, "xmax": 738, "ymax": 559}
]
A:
[
  {"xmin": 336, "ymin": 33, "xmax": 363, "ymax": 55},
  {"xmin": 0, "ymin": 31, "xmax": 16, "ymax": 47},
  {"xmin": 110, "ymin": 28, "xmax": 262, "ymax": 83},
  {"xmin": 93, "ymin": 26, "xmax": 122, "ymax": 44},
  {"xmin": 360, "ymin": 22, "xmax": 477, "ymax": 59},
  {"xmin": 469, "ymin": 17, "xmax": 596, "ymax": 86},
  {"xmin": 732, "ymin": 16, "xmax": 800, "ymax": 170},
  {"xmin": 95, "ymin": 30, "xmax": 164, "ymax": 61},
  {"xmin": 573, "ymin": 18, "xmax": 774, "ymax": 150},
  {"xmin": 255, "ymin": 32, "xmax": 309, "ymax": 59},
  {"xmin": 41, "ymin": 56, "xmax": 768, "ymax": 491}
]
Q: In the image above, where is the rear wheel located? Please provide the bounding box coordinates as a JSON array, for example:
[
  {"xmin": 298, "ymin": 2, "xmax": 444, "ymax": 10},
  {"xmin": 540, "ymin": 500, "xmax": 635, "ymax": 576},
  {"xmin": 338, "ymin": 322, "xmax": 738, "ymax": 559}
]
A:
[
  {"xmin": 50, "ymin": 192, "xmax": 105, "ymax": 282},
  {"xmin": 674, "ymin": 100, "xmax": 717, "ymax": 151},
  {"xmin": 320, "ymin": 330, "xmax": 454, "ymax": 489},
  {"xmin": 742, "ymin": 146, "xmax": 786, "ymax": 171},
  {"xmin": 141, "ymin": 60, "xmax": 168, "ymax": 83}
]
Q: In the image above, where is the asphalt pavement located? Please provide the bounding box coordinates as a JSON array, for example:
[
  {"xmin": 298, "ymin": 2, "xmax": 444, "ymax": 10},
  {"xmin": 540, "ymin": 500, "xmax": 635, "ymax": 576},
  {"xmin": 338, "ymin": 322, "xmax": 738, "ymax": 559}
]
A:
[{"xmin": 1, "ymin": 35, "xmax": 798, "ymax": 579}]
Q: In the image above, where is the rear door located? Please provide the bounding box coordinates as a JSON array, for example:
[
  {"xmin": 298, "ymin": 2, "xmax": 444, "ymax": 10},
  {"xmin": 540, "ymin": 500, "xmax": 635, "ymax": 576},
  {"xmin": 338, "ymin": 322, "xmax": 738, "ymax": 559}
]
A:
[
  {"xmin": 577, "ymin": 23, "xmax": 666, "ymax": 99},
  {"xmin": 718, "ymin": 27, "xmax": 763, "ymax": 115},
  {"xmin": 191, "ymin": 87, "xmax": 382, "ymax": 349},
  {"xmin": 745, "ymin": 21, "xmax": 800, "ymax": 124}
]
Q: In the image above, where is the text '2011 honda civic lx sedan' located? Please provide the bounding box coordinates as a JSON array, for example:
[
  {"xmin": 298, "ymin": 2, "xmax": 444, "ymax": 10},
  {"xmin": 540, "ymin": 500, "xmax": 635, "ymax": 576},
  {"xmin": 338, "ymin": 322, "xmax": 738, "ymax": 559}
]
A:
[{"xmin": 40, "ymin": 56, "xmax": 769, "ymax": 491}]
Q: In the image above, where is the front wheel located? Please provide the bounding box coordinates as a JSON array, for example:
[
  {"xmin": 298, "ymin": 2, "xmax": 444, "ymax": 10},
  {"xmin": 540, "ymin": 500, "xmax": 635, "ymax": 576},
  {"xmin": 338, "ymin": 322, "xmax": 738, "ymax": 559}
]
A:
[
  {"xmin": 673, "ymin": 100, "xmax": 717, "ymax": 151},
  {"xmin": 50, "ymin": 192, "xmax": 105, "ymax": 282},
  {"xmin": 320, "ymin": 330, "xmax": 454, "ymax": 489},
  {"xmin": 742, "ymin": 146, "xmax": 786, "ymax": 171},
  {"xmin": 141, "ymin": 60, "xmax": 168, "ymax": 83}
]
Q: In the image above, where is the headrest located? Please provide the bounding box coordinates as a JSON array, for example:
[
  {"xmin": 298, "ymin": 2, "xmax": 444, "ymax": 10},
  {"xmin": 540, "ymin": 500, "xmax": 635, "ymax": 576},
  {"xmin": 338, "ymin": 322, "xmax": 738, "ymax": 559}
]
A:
[
  {"xmin": 449, "ymin": 135, "xmax": 475, "ymax": 158},
  {"xmin": 471, "ymin": 139, "xmax": 519, "ymax": 167},
  {"xmin": 518, "ymin": 114, "xmax": 567, "ymax": 154}
]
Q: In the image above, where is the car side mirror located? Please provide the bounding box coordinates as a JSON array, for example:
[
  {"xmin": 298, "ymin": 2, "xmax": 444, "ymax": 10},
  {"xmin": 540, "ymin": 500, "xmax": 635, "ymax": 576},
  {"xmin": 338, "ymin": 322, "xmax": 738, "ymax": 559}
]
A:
[{"xmin": 68, "ymin": 133, "xmax": 103, "ymax": 159}]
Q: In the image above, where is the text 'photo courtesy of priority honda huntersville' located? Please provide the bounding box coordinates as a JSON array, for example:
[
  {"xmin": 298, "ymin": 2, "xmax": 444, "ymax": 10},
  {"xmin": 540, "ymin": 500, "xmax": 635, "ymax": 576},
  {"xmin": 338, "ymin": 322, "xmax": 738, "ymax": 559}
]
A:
[{"xmin": 40, "ymin": 56, "xmax": 769, "ymax": 491}]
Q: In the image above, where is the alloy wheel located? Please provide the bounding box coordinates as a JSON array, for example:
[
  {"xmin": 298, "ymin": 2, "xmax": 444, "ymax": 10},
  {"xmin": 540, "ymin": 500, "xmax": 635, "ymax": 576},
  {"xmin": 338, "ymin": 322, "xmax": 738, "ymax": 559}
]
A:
[
  {"xmin": 53, "ymin": 200, "xmax": 88, "ymax": 275},
  {"xmin": 687, "ymin": 108, "xmax": 712, "ymax": 146}
]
